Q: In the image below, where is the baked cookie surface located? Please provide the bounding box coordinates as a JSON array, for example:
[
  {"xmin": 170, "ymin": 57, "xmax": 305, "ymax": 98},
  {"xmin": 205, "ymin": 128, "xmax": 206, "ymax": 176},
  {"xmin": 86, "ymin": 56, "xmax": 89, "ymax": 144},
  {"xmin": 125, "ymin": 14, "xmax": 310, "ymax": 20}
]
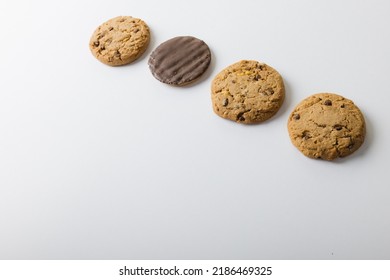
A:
[
  {"xmin": 211, "ymin": 60, "xmax": 285, "ymax": 124},
  {"xmin": 148, "ymin": 36, "xmax": 211, "ymax": 86},
  {"xmin": 288, "ymin": 93, "xmax": 366, "ymax": 160},
  {"xmin": 89, "ymin": 16, "xmax": 150, "ymax": 66}
]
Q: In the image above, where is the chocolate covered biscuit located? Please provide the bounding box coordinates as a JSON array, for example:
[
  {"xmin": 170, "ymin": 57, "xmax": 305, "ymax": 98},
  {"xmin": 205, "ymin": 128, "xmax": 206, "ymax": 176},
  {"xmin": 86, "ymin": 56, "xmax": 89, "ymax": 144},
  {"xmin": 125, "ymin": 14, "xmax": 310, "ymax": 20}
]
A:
[{"xmin": 148, "ymin": 36, "xmax": 211, "ymax": 86}]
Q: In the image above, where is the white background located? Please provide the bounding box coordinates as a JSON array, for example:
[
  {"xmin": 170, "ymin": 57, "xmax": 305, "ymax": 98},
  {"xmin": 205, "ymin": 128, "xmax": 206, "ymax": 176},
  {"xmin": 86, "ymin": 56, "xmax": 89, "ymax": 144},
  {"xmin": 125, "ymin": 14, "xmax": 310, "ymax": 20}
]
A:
[{"xmin": 0, "ymin": 0, "xmax": 389, "ymax": 259}]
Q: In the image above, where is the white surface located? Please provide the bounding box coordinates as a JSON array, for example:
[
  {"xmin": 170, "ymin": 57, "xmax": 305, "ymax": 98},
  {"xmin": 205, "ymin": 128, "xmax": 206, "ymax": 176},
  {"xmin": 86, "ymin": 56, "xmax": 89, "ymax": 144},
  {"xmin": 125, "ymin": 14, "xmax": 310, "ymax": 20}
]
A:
[{"xmin": 0, "ymin": 0, "xmax": 389, "ymax": 259}]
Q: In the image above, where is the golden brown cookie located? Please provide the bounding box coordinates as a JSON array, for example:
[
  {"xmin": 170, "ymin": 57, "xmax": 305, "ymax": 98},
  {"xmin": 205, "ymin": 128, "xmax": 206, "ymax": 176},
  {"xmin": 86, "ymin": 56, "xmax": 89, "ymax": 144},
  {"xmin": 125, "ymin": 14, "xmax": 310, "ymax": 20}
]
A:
[
  {"xmin": 211, "ymin": 60, "xmax": 285, "ymax": 124},
  {"xmin": 287, "ymin": 93, "xmax": 366, "ymax": 160},
  {"xmin": 89, "ymin": 16, "xmax": 150, "ymax": 66}
]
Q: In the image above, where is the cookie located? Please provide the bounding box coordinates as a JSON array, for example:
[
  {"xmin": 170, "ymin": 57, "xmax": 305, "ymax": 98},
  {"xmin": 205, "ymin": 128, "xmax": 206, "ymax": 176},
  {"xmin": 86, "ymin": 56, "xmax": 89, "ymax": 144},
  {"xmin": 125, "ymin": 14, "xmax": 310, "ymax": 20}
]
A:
[
  {"xmin": 89, "ymin": 16, "xmax": 150, "ymax": 66},
  {"xmin": 211, "ymin": 60, "xmax": 285, "ymax": 124},
  {"xmin": 148, "ymin": 36, "xmax": 211, "ymax": 86},
  {"xmin": 287, "ymin": 93, "xmax": 366, "ymax": 160}
]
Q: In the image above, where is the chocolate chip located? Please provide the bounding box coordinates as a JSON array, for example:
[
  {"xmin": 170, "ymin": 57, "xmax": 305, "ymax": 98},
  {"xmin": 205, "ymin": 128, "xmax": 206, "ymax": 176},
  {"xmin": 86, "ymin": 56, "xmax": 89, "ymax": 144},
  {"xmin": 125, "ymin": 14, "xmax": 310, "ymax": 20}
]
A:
[
  {"xmin": 257, "ymin": 64, "xmax": 264, "ymax": 70},
  {"xmin": 222, "ymin": 98, "xmax": 228, "ymax": 107},
  {"xmin": 302, "ymin": 131, "xmax": 311, "ymax": 140},
  {"xmin": 264, "ymin": 88, "xmax": 274, "ymax": 96},
  {"xmin": 334, "ymin": 124, "xmax": 343, "ymax": 131},
  {"xmin": 324, "ymin": 100, "xmax": 332, "ymax": 106},
  {"xmin": 293, "ymin": 113, "xmax": 300, "ymax": 120},
  {"xmin": 93, "ymin": 41, "xmax": 100, "ymax": 47},
  {"xmin": 236, "ymin": 112, "xmax": 245, "ymax": 121},
  {"xmin": 254, "ymin": 74, "xmax": 261, "ymax": 81},
  {"xmin": 108, "ymin": 27, "xmax": 114, "ymax": 31},
  {"xmin": 259, "ymin": 88, "xmax": 274, "ymax": 96},
  {"xmin": 231, "ymin": 80, "xmax": 236, "ymax": 84},
  {"xmin": 341, "ymin": 104, "xmax": 345, "ymax": 108}
]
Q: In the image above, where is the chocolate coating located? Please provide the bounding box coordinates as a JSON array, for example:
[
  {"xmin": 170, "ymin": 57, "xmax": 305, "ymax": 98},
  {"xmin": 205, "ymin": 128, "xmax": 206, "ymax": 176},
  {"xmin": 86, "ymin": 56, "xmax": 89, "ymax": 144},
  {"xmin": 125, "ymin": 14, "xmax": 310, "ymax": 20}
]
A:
[{"xmin": 148, "ymin": 36, "xmax": 211, "ymax": 86}]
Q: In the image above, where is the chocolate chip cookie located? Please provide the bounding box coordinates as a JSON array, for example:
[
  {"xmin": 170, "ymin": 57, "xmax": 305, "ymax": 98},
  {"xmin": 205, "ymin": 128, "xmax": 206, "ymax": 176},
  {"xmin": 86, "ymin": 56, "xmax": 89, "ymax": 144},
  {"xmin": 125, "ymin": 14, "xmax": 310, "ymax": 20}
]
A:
[
  {"xmin": 148, "ymin": 36, "xmax": 211, "ymax": 86},
  {"xmin": 211, "ymin": 60, "xmax": 285, "ymax": 124},
  {"xmin": 288, "ymin": 93, "xmax": 366, "ymax": 160},
  {"xmin": 89, "ymin": 16, "xmax": 150, "ymax": 66}
]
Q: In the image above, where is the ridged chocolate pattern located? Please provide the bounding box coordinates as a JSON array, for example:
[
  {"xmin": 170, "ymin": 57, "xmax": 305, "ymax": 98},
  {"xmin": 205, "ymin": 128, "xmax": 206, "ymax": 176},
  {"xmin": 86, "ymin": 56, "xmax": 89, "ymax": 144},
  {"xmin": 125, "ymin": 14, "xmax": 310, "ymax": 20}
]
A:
[{"xmin": 148, "ymin": 36, "xmax": 211, "ymax": 86}]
